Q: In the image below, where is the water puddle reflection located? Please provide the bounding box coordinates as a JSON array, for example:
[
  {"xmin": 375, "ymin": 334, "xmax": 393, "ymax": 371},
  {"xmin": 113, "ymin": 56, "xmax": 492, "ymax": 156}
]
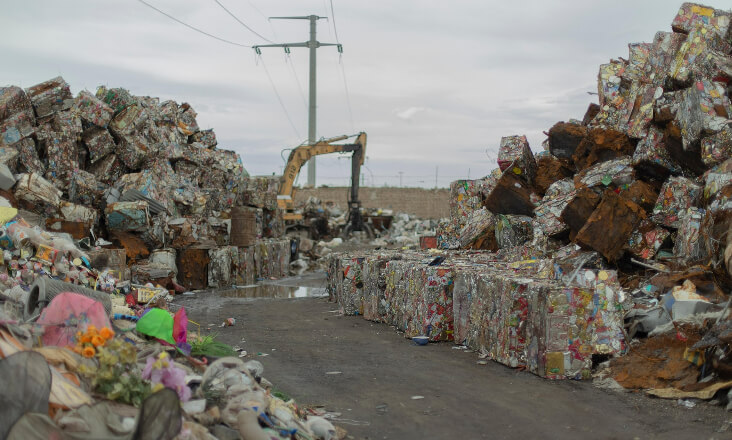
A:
[{"xmin": 219, "ymin": 284, "xmax": 328, "ymax": 299}]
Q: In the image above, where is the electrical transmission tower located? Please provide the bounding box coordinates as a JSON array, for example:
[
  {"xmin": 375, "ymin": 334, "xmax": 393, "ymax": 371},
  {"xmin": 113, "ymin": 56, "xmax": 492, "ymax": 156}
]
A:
[{"xmin": 253, "ymin": 15, "xmax": 341, "ymax": 187}]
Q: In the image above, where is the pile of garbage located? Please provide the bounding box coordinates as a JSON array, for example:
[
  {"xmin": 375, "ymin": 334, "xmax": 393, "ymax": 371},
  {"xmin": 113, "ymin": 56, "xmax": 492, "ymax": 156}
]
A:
[
  {"xmin": 328, "ymin": 2, "xmax": 732, "ymax": 403},
  {"xmin": 0, "ymin": 291, "xmax": 339, "ymax": 439},
  {"xmin": 0, "ymin": 77, "xmax": 292, "ymax": 306}
]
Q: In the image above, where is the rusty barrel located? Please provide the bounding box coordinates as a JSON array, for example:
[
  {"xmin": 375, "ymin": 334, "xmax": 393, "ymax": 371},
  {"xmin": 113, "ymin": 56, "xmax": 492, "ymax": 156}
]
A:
[{"xmin": 230, "ymin": 206, "xmax": 258, "ymax": 247}]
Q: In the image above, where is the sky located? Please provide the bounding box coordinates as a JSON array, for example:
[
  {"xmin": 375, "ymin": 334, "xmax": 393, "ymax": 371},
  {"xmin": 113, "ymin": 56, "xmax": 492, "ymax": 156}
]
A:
[{"xmin": 1, "ymin": 0, "xmax": 730, "ymax": 188}]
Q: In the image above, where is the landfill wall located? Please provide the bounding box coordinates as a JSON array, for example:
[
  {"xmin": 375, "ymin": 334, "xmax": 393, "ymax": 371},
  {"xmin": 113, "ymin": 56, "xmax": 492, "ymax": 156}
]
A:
[{"xmin": 293, "ymin": 187, "xmax": 450, "ymax": 219}]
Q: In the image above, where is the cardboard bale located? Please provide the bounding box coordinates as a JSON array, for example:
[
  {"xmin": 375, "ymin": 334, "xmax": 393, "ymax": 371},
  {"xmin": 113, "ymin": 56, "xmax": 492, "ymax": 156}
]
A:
[
  {"xmin": 483, "ymin": 170, "xmax": 536, "ymax": 217},
  {"xmin": 572, "ymin": 128, "xmax": 634, "ymax": 171},
  {"xmin": 671, "ymin": 3, "xmax": 731, "ymax": 38},
  {"xmin": 674, "ymin": 79, "xmax": 732, "ymax": 150},
  {"xmin": 95, "ymin": 86, "xmax": 137, "ymax": 115},
  {"xmin": 627, "ymin": 219, "xmax": 671, "ymax": 260},
  {"xmin": 701, "ymin": 126, "xmax": 732, "ymax": 168},
  {"xmin": 458, "ymin": 207, "xmax": 496, "ymax": 250},
  {"xmin": 72, "ymin": 90, "xmax": 113, "ymax": 127},
  {"xmin": 534, "ymin": 151, "xmax": 574, "ymax": 195},
  {"xmin": 673, "ymin": 207, "xmax": 714, "ymax": 265},
  {"xmin": 25, "ymin": 76, "xmax": 73, "ymax": 119},
  {"xmin": 547, "ymin": 122, "xmax": 586, "ymax": 160},
  {"xmin": 494, "ymin": 214, "xmax": 533, "ymax": 249},
  {"xmin": 497, "ymin": 135, "xmax": 537, "ymax": 183},
  {"xmin": 0, "ymin": 86, "xmax": 34, "ymax": 122},
  {"xmin": 651, "ymin": 176, "xmax": 703, "ymax": 228},
  {"xmin": 82, "ymin": 127, "xmax": 116, "ymax": 163},
  {"xmin": 574, "ymin": 156, "xmax": 635, "ymax": 190},
  {"xmin": 105, "ymin": 201, "xmax": 150, "ymax": 232},
  {"xmin": 632, "ymin": 126, "xmax": 683, "ymax": 179},
  {"xmin": 576, "ymin": 190, "xmax": 646, "ymax": 261},
  {"xmin": 176, "ymin": 248, "xmax": 209, "ymax": 291}
]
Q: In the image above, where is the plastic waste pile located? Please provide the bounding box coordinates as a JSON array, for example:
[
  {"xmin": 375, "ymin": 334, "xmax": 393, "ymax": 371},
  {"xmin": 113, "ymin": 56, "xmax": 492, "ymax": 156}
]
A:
[
  {"xmin": 0, "ymin": 78, "xmax": 293, "ymax": 303},
  {"xmin": 328, "ymin": 2, "xmax": 732, "ymax": 403},
  {"xmin": 0, "ymin": 292, "xmax": 339, "ymax": 439}
]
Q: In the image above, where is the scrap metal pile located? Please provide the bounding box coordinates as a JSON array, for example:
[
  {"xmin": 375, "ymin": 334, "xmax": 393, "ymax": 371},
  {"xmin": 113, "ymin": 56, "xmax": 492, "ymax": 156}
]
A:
[
  {"xmin": 0, "ymin": 76, "xmax": 291, "ymax": 302},
  {"xmin": 328, "ymin": 2, "xmax": 732, "ymax": 399},
  {"xmin": 0, "ymin": 78, "xmax": 337, "ymax": 438}
]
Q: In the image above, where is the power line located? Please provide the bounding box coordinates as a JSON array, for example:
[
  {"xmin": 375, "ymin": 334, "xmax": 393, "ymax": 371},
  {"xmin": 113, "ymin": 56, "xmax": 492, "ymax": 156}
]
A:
[
  {"xmin": 212, "ymin": 0, "xmax": 274, "ymax": 43},
  {"xmin": 136, "ymin": 0, "xmax": 250, "ymax": 48},
  {"xmin": 328, "ymin": 1, "xmax": 355, "ymax": 132},
  {"xmin": 329, "ymin": 0, "xmax": 341, "ymax": 43},
  {"xmin": 257, "ymin": 55, "xmax": 302, "ymax": 140},
  {"xmin": 285, "ymin": 53, "xmax": 309, "ymax": 109}
]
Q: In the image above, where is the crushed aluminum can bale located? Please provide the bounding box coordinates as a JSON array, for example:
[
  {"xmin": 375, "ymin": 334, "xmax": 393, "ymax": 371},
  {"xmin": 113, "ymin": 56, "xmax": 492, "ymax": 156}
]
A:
[
  {"xmin": 494, "ymin": 214, "xmax": 533, "ymax": 249},
  {"xmin": 632, "ymin": 125, "xmax": 683, "ymax": 179},
  {"xmin": 673, "ymin": 207, "xmax": 714, "ymax": 266},
  {"xmin": 703, "ymin": 158, "xmax": 732, "ymax": 202},
  {"xmin": 496, "ymin": 135, "xmax": 537, "ymax": 183},
  {"xmin": 701, "ymin": 126, "xmax": 732, "ymax": 168},
  {"xmin": 24, "ymin": 76, "xmax": 73, "ymax": 119},
  {"xmin": 646, "ymin": 32, "xmax": 687, "ymax": 88},
  {"xmin": 176, "ymin": 103, "xmax": 199, "ymax": 136},
  {"xmin": 573, "ymin": 156, "xmax": 635, "ymax": 190},
  {"xmin": 15, "ymin": 137, "xmax": 45, "ymax": 175},
  {"xmin": 87, "ymin": 153, "xmax": 127, "ymax": 185},
  {"xmin": 190, "ymin": 128, "xmax": 217, "ymax": 148},
  {"xmin": 95, "ymin": 86, "xmax": 137, "ymax": 115},
  {"xmin": 105, "ymin": 201, "xmax": 150, "ymax": 232},
  {"xmin": 59, "ymin": 201, "xmax": 98, "ymax": 224},
  {"xmin": 651, "ymin": 176, "xmax": 703, "ymax": 229},
  {"xmin": 0, "ymin": 86, "xmax": 34, "ymax": 122},
  {"xmin": 0, "ymin": 111, "xmax": 35, "ymax": 146},
  {"xmin": 458, "ymin": 207, "xmax": 496, "ymax": 250},
  {"xmin": 71, "ymin": 90, "xmax": 113, "ymax": 127},
  {"xmin": 626, "ymin": 84, "xmax": 662, "ymax": 139},
  {"xmin": 82, "ymin": 126, "xmax": 116, "ymax": 163},
  {"xmin": 14, "ymin": 172, "xmax": 62, "ymax": 214},
  {"xmin": 68, "ymin": 170, "xmax": 109, "ymax": 207},
  {"xmin": 532, "ymin": 180, "xmax": 574, "ymax": 238},
  {"xmin": 671, "ymin": 3, "xmax": 731, "ymax": 40},
  {"xmin": 626, "ymin": 219, "xmax": 671, "ymax": 260},
  {"xmin": 673, "ymin": 79, "xmax": 732, "ymax": 150},
  {"xmin": 668, "ymin": 25, "xmax": 732, "ymax": 87},
  {"xmin": 208, "ymin": 246, "xmax": 235, "ymax": 288}
]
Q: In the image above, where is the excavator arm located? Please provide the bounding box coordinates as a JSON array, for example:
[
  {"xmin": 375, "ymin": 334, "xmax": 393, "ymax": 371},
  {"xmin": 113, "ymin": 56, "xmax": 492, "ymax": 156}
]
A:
[{"xmin": 278, "ymin": 132, "xmax": 367, "ymax": 225}]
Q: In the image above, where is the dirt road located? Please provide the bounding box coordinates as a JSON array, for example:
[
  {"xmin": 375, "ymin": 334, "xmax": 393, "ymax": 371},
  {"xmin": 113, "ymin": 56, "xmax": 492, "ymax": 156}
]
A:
[{"xmin": 180, "ymin": 273, "xmax": 731, "ymax": 440}]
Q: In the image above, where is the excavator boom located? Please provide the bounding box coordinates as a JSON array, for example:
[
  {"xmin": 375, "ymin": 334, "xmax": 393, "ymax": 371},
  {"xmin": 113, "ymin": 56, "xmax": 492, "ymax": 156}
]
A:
[{"xmin": 278, "ymin": 132, "xmax": 367, "ymax": 226}]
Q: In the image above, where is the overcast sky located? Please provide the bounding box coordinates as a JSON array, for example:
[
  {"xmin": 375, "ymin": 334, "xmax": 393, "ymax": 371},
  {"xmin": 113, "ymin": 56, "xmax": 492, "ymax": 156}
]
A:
[{"xmin": 1, "ymin": 0, "xmax": 730, "ymax": 188}]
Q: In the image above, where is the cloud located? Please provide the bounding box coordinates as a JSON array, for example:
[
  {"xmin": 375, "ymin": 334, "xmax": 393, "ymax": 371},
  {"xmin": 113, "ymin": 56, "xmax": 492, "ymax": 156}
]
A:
[{"xmin": 393, "ymin": 106, "xmax": 427, "ymax": 121}]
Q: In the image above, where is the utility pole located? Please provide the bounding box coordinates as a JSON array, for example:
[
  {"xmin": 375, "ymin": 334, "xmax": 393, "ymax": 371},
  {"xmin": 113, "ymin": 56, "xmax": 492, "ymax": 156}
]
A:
[{"xmin": 253, "ymin": 15, "xmax": 341, "ymax": 187}]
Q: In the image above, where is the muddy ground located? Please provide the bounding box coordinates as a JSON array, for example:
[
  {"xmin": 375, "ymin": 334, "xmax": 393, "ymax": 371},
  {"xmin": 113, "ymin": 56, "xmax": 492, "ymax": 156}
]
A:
[{"xmin": 179, "ymin": 272, "xmax": 732, "ymax": 440}]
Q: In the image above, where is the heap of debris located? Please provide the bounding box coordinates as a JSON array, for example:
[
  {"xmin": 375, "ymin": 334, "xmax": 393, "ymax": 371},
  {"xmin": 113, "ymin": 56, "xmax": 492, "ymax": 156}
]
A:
[
  {"xmin": 328, "ymin": 2, "xmax": 732, "ymax": 401},
  {"xmin": 0, "ymin": 77, "xmax": 291, "ymax": 303}
]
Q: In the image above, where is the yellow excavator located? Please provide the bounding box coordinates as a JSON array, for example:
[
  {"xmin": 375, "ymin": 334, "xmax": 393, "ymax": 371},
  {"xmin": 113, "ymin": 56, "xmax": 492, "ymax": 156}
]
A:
[{"xmin": 278, "ymin": 132, "xmax": 371, "ymax": 237}]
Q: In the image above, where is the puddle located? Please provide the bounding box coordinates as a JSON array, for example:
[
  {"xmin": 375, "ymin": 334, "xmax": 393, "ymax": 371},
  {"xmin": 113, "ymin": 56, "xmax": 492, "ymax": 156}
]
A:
[{"xmin": 218, "ymin": 284, "xmax": 328, "ymax": 299}]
